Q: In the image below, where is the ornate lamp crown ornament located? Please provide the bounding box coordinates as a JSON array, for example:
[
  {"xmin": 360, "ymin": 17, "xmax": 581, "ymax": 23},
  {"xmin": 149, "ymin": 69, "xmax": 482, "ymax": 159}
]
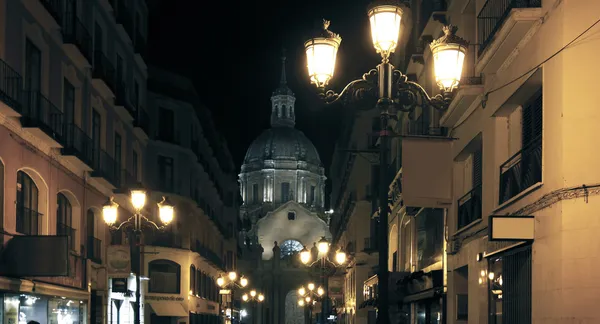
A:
[
  {"xmin": 429, "ymin": 25, "xmax": 469, "ymax": 50},
  {"xmin": 313, "ymin": 19, "xmax": 342, "ymax": 43}
]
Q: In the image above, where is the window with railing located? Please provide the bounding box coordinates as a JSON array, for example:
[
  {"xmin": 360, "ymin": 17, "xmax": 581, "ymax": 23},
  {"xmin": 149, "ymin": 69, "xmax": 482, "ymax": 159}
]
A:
[
  {"xmin": 477, "ymin": 0, "xmax": 542, "ymax": 54},
  {"xmin": 158, "ymin": 155, "xmax": 174, "ymax": 192},
  {"xmin": 499, "ymin": 91, "xmax": 542, "ymax": 204},
  {"xmin": 148, "ymin": 260, "xmax": 181, "ymax": 294},
  {"xmin": 16, "ymin": 171, "xmax": 40, "ymax": 235},
  {"xmin": 458, "ymin": 148, "xmax": 483, "ymax": 229},
  {"xmin": 57, "ymin": 193, "xmax": 75, "ymax": 251}
]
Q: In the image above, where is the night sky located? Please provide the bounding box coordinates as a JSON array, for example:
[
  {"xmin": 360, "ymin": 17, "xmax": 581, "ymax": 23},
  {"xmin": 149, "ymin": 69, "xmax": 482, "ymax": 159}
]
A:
[{"xmin": 147, "ymin": 0, "xmax": 386, "ymax": 193}]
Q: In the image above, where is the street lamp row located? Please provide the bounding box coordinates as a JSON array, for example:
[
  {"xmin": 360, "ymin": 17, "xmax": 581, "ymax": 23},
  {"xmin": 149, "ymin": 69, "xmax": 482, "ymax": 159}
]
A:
[
  {"xmin": 101, "ymin": 190, "xmax": 176, "ymax": 324},
  {"xmin": 303, "ymin": 1, "xmax": 469, "ymax": 323}
]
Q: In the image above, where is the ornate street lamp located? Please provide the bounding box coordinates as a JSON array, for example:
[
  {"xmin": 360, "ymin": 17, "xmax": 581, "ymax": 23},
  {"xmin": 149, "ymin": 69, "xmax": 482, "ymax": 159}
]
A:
[
  {"xmin": 299, "ymin": 237, "xmax": 346, "ymax": 323},
  {"xmin": 242, "ymin": 289, "xmax": 265, "ymax": 324},
  {"xmin": 303, "ymin": 1, "xmax": 468, "ymax": 323},
  {"xmin": 103, "ymin": 191, "xmax": 175, "ymax": 324}
]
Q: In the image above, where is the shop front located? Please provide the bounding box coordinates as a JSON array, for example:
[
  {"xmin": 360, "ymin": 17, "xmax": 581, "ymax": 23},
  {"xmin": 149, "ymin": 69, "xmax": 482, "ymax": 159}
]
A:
[{"xmin": 400, "ymin": 270, "xmax": 445, "ymax": 324}]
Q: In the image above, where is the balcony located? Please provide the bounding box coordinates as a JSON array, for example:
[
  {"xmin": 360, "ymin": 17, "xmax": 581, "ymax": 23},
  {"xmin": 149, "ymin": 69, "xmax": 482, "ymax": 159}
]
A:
[
  {"xmin": 57, "ymin": 222, "xmax": 76, "ymax": 251},
  {"xmin": 156, "ymin": 130, "xmax": 180, "ymax": 145},
  {"xmin": 457, "ymin": 184, "xmax": 482, "ymax": 230},
  {"xmin": 418, "ymin": 0, "xmax": 447, "ymax": 38},
  {"xmin": 195, "ymin": 241, "xmax": 224, "ymax": 270},
  {"xmin": 16, "ymin": 205, "xmax": 42, "ymax": 235},
  {"xmin": 150, "ymin": 232, "xmax": 182, "ymax": 249},
  {"xmin": 62, "ymin": 12, "xmax": 93, "ymax": 66},
  {"xmin": 92, "ymin": 51, "xmax": 116, "ymax": 96},
  {"xmin": 39, "ymin": 0, "xmax": 63, "ymax": 25},
  {"xmin": 61, "ymin": 123, "xmax": 94, "ymax": 170},
  {"xmin": 440, "ymin": 44, "xmax": 484, "ymax": 127},
  {"xmin": 499, "ymin": 136, "xmax": 542, "ymax": 204},
  {"xmin": 134, "ymin": 31, "xmax": 147, "ymax": 56},
  {"xmin": 133, "ymin": 107, "xmax": 150, "ymax": 139},
  {"xmin": 476, "ymin": 0, "xmax": 543, "ymax": 74},
  {"xmin": 115, "ymin": 82, "xmax": 136, "ymax": 119},
  {"xmin": 90, "ymin": 148, "xmax": 119, "ymax": 188},
  {"xmin": 0, "ymin": 58, "xmax": 23, "ymax": 116},
  {"xmin": 115, "ymin": 0, "xmax": 134, "ymax": 40},
  {"xmin": 20, "ymin": 90, "xmax": 65, "ymax": 147},
  {"xmin": 87, "ymin": 236, "xmax": 102, "ymax": 264}
]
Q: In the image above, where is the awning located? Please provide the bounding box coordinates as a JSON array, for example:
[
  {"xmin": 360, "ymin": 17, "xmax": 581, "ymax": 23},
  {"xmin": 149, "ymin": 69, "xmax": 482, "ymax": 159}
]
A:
[{"xmin": 148, "ymin": 302, "xmax": 188, "ymax": 317}]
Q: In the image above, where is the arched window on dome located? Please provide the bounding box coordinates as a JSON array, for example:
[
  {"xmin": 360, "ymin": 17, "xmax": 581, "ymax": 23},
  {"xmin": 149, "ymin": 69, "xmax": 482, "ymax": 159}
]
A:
[{"xmin": 280, "ymin": 240, "xmax": 304, "ymax": 258}]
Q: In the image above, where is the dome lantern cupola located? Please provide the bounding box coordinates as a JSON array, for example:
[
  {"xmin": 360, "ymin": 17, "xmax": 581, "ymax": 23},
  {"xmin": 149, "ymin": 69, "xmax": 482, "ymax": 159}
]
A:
[{"xmin": 271, "ymin": 50, "xmax": 296, "ymax": 128}]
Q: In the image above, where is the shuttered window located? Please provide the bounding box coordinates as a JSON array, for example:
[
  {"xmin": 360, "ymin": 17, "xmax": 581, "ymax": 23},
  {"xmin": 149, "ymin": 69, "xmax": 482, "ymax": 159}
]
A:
[
  {"xmin": 522, "ymin": 90, "xmax": 543, "ymax": 147},
  {"xmin": 472, "ymin": 148, "xmax": 482, "ymax": 187}
]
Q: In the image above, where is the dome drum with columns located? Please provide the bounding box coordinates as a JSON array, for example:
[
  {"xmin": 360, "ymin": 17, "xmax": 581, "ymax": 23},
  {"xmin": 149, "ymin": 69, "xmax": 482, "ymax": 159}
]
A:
[{"xmin": 239, "ymin": 55, "xmax": 326, "ymax": 221}]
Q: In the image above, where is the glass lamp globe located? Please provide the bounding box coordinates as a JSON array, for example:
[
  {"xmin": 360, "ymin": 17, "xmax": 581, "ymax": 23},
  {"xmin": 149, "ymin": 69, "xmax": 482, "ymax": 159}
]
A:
[
  {"xmin": 430, "ymin": 25, "xmax": 468, "ymax": 93},
  {"xmin": 157, "ymin": 196, "xmax": 174, "ymax": 225},
  {"xmin": 317, "ymin": 237, "xmax": 330, "ymax": 254},
  {"xmin": 307, "ymin": 283, "xmax": 315, "ymax": 291},
  {"xmin": 300, "ymin": 247, "xmax": 311, "ymax": 264},
  {"xmin": 368, "ymin": 1, "xmax": 403, "ymax": 58},
  {"xmin": 335, "ymin": 250, "xmax": 347, "ymax": 265},
  {"xmin": 258, "ymin": 294, "xmax": 265, "ymax": 302},
  {"xmin": 217, "ymin": 277, "xmax": 225, "ymax": 287},
  {"xmin": 304, "ymin": 19, "xmax": 342, "ymax": 88},
  {"xmin": 102, "ymin": 197, "xmax": 119, "ymax": 225},
  {"xmin": 317, "ymin": 287, "xmax": 325, "ymax": 296},
  {"xmin": 130, "ymin": 190, "xmax": 147, "ymax": 211},
  {"xmin": 250, "ymin": 290, "xmax": 257, "ymax": 297},
  {"xmin": 298, "ymin": 287, "xmax": 306, "ymax": 296},
  {"xmin": 240, "ymin": 276, "xmax": 249, "ymax": 287},
  {"xmin": 242, "ymin": 294, "xmax": 249, "ymax": 302},
  {"xmin": 298, "ymin": 299, "xmax": 305, "ymax": 306}
]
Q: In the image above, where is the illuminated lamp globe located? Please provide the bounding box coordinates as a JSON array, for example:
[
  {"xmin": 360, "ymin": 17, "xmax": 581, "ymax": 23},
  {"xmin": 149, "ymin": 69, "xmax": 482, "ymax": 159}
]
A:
[
  {"xmin": 250, "ymin": 290, "xmax": 257, "ymax": 298},
  {"xmin": 217, "ymin": 276, "xmax": 225, "ymax": 287},
  {"xmin": 368, "ymin": 1, "xmax": 403, "ymax": 58},
  {"xmin": 298, "ymin": 300, "xmax": 305, "ymax": 306},
  {"xmin": 317, "ymin": 287, "xmax": 325, "ymax": 296},
  {"xmin": 158, "ymin": 196, "xmax": 175, "ymax": 225},
  {"xmin": 130, "ymin": 190, "xmax": 147, "ymax": 211},
  {"xmin": 317, "ymin": 237, "xmax": 330, "ymax": 254},
  {"xmin": 228, "ymin": 272, "xmax": 237, "ymax": 281},
  {"xmin": 429, "ymin": 25, "xmax": 468, "ymax": 94},
  {"xmin": 307, "ymin": 283, "xmax": 315, "ymax": 291},
  {"xmin": 242, "ymin": 294, "xmax": 249, "ymax": 302},
  {"xmin": 335, "ymin": 249, "xmax": 347, "ymax": 265},
  {"xmin": 304, "ymin": 19, "xmax": 342, "ymax": 88},
  {"xmin": 258, "ymin": 294, "xmax": 265, "ymax": 302},
  {"xmin": 300, "ymin": 247, "xmax": 311, "ymax": 264},
  {"xmin": 240, "ymin": 276, "xmax": 249, "ymax": 287},
  {"xmin": 298, "ymin": 287, "xmax": 306, "ymax": 296},
  {"xmin": 102, "ymin": 197, "xmax": 119, "ymax": 225}
]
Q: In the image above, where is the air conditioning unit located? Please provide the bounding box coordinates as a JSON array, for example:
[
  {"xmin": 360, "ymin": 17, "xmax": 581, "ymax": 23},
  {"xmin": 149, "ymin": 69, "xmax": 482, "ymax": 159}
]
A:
[{"xmin": 447, "ymin": 240, "xmax": 461, "ymax": 255}]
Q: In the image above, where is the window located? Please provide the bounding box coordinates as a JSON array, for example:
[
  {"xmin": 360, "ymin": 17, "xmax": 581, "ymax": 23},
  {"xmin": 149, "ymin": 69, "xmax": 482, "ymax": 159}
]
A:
[
  {"xmin": 310, "ymin": 185, "xmax": 316, "ymax": 205},
  {"xmin": 63, "ymin": 79, "xmax": 75, "ymax": 124},
  {"xmin": 458, "ymin": 146, "xmax": 483, "ymax": 230},
  {"xmin": 252, "ymin": 183, "xmax": 259, "ymax": 203},
  {"xmin": 87, "ymin": 209, "xmax": 102, "ymax": 262},
  {"xmin": 158, "ymin": 156, "xmax": 174, "ymax": 191},
  {"xmin": 416, "ymin": 208, "xmax": 444, "ymax": 270},
  {"xmin": 94, "ymin": 22, "xmax": 103, "ymax": 54},
  {"xmin": 287, "ymin": 211, "xmax": 295, "ymax": 220},
  {"xmin": 158, "ymin": 107, "xmax": 175, "ymax": 142},
  {"xmin": 114, "ymin": 133, "xmax": 122, "ymax": 169},
  {"xmin": 281, "ymin": 182, "xmax": 290, "ymax": 202},
  {"xmin": 133, "ymin": 80, "xmax": 139, "ymax": 108},
  {"xmin": 57, "ymin": 193, "xmax": 75, "ymax": 250},
  {"xmin": 16, "ymin": 171, "xmax": 39, "ymax": 235},
  {"xmin": 488, "ymin": 246, "xmax": 532, "ymax": 324},
  {"xmin": 148, "ymin": 260, "xmax": 181, "ymax": 294},
  {"xmin": 91, "ymin": 109, "xmax": 101, "ymax": 163},
  {"xmin": 132, "ymin": 150, "xmax": 139, "ymax": 181},
  {"xmin": 279, "ymin": 240, "xmax": 304, "ymax": 258},
  {"xmin": 25, "ymin": 39, "xmax": 41, "ymax": 92},
  {"xmin": 190, "ymin": 265, "xmax": 196, "ymax": 295}
]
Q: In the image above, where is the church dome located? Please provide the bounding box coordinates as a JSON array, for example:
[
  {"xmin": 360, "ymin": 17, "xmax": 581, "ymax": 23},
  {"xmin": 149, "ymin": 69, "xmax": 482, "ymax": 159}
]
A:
[{"xmin": 243, "ymin": 127, "xmax": 321, "ymax": 166}]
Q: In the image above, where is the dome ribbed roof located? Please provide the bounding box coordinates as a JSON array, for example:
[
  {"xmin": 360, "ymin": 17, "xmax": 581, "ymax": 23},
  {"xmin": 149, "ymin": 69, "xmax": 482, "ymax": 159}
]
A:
[{"xmin": 243, "ymin": 127, "xmax": 321, "ymax": 165}]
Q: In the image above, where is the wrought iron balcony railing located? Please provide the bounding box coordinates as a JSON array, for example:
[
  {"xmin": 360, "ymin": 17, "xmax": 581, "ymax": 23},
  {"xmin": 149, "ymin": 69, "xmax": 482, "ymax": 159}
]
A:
[
  {"xmin": 16, "ymin": 205, "xmax": 42, "ymax": 235},
  {"xmin": 195, "ymin": 241, "xmax": 224, "ymax": 270},
  {"xmin": 63, "ymin": 123, "xmax": 94, "ymax": 167},
  {"xmin": 477, "ymin": 0, "xmax": 542, "ymax": 54},
  {"xmin": 40, "ymin": 0, "xmax": 63, "ymax": 25},
  {"xmin": 0, "ymin": 58, "xmax": 22, "ymax": 111},
  {"xmin": 457, "ymin": 184, "xmax": 482, "ymax": 230},
  {"xmin": 133, "ymin": 108, "xmax": 150, "ymax": 135},
  {"xmin": 87, "ymin": 236, "xmax": 102, "ymax": 263},
  {"xmin": 57, "ymin": 222, "xmax": 76, "ymax": 250},
  {"xmin": 150, "ymin": 232, "xmax": 183, "ymax": 249},
  {"xmin": 93, "ymin": 51, "xmax": 116, "ymax": 93},
  {"xmin": 21, "ymin": 90, "xmax": 65, "ymax": 141},
  {"xmin": 499, "ymin": 136, "xmax": 542, "ymax": 204},
  {"xmin": 91, "ymin": 148, "xmax": 119, "ymax": 187},
  {"xmin": 62, "ymin": 12, "xmax": 93, "ymax": 63}
]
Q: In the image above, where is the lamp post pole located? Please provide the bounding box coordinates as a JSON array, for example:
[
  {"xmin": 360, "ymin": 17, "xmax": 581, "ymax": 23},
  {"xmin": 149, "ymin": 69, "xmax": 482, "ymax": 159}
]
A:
[
  {"xmin": 103, "ymin": 193, "xmax": 175, "ymax": 324},
  {"xmin": 303, "ymin": 5, "xmax": 469, "ymax": 321}
]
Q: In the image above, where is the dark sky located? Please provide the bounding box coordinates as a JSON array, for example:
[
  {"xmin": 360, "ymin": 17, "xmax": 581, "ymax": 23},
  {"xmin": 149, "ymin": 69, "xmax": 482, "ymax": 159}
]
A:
[{"xmin": 147, "ymin": 0, "xmax": 385, "ymax": 189}]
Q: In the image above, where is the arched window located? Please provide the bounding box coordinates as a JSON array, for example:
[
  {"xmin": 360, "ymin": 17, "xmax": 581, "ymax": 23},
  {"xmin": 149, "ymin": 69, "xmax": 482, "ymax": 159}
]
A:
[
  {"xmin": 16, "ymin": 171, "xmax": 39, "ymax": 235},
  {"xmin": 280, "ymin": 240, "xmax": 304, "ymax": 258},
  {"xmin": 57, "ymin": 193, "xmax": 74, "ymax": 250},
  {"xmin": 148, "ymin": 260, "xmax": 181, "ymax": 294},
  {"xmin": 190, "ymin": 265, "xmax": 196, "ymax": 295}
]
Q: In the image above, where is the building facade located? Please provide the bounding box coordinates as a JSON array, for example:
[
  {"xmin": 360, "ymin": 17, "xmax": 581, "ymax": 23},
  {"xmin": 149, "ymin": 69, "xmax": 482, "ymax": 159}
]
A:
[
  {"xmin": 238, "ymin": 56, "xmax": 330, "ymax": 324},
  {"xmin": 328, "ymin": 105, "xmax": 381, "ymax": 324},
  {"xmin": 0, "ymin": 1, "xmax": 150, "ymax": 324},
  {"xmin": 108, "ymin": 66, "xmax": 239, "ymax": 324}
]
